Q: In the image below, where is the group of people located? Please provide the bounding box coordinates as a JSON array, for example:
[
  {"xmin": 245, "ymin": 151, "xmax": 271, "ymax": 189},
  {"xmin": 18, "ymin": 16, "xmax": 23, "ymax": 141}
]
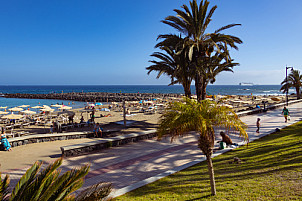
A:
[
  {"xmin": 219, "ymin": 106, "xmax": 291, "ymax": 150},
  {"xmin": 255, "ymin": 106, "xmax": 290, "ymax": 134}
]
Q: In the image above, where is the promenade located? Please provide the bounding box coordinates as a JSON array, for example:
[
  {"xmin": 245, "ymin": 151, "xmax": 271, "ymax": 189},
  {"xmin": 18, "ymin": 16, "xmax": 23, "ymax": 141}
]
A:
[{"xmin": 1, "ymin": 101, "xmax": 302, "ymax": 198}]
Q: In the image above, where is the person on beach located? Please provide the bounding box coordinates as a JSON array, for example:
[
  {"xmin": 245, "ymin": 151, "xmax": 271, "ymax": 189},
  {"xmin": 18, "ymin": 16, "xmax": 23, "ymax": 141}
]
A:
[
  {"xmin": 56, "ymin": 120, "xmax": 62, "ymax": 133},
  {"xmin": 256, "ymin": 118, "xmax": 260, "ymax": 133},
  {"xmin": 80, "ymin": 116, "xmax": 84, "ymax": 123},
  {"xmin": 218, "ymin": 132, "xmax": 238, "ymax": 146},
  {"xmin": 90, "ymin": 110, "xmax": 95, "ymax": 123},
  {"xmin": 50, "ymin": 125, "xmax": 53, "ymax": 134},
  {"xmin": 1, "ymin": 134, "xmax": 12, "ymax": 151},
  {"xmin": 282, "ymin": 107, "xmax": 289, "ymax": 122},
  {"xmin": 93, "ymin": 123, "xmax": 102, "ymax": 137}
]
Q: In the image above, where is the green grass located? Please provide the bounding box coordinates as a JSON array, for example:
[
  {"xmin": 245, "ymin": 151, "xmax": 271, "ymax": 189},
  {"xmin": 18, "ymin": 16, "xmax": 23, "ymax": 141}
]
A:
[{"xmin": 115, "ymin": 122, "xmax": 302, "ymax": 200}]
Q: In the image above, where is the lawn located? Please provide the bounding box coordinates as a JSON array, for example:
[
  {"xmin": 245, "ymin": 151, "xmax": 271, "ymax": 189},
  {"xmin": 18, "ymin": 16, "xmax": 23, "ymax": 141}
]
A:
[{"xmin": 115, "ymin": 122, "xmax": 302, "ymax": 200}]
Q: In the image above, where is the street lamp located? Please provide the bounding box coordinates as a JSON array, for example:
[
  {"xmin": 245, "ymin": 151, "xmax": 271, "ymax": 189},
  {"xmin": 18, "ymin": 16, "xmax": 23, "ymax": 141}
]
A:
[{"xmin": 286, "ymin": 66, "xmax": 294, "ymax": 106}]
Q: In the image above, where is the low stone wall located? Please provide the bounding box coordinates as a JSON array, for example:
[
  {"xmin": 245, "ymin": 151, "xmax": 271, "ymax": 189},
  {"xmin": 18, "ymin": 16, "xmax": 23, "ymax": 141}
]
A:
[
  {"xmin": 6, "ymin": 131, "xmax": 92, "ymax": 149},
  {"xmin": 60, "ymin": 130, "xmax": 157, "ymax": 157}
]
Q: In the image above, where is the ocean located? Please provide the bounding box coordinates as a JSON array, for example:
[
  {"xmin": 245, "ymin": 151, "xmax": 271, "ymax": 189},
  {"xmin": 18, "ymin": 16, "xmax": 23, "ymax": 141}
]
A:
[{"xmin": 0, "ymin": 85, "xmax": 289, "ymax": 108}]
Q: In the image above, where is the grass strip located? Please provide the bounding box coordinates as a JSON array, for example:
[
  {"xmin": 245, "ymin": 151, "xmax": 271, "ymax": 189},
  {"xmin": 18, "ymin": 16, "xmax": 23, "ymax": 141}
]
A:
[{"xmin": 115, "ymin": 122, "xmax": 302, "ymax": 200}]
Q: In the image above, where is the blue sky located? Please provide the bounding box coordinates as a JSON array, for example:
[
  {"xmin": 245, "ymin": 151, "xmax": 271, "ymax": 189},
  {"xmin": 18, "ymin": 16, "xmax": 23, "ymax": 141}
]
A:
[{"xmin": 0, "ymin": 0, "xmax": 301, "ymax": 85}]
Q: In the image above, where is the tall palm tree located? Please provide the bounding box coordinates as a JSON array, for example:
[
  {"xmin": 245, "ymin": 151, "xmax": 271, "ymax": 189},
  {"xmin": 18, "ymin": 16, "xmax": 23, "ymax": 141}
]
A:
[
  {"xmin": 161, "ymin": 0, "xmax": 242, "ymax": 102},
  {"xmin": 280, "ymin": 69, "xmax": 302, "ymax": 99},
  {"xmin": 157, "ymin": 98, "xmax": 248, "ymax": 195},
  {"xmin": 147, "ymin": 35, "xmax": 193, "ymax": 97},
  {"xmin": 0, "ymin": 158, "xmax": 112, "ymax": 201}
]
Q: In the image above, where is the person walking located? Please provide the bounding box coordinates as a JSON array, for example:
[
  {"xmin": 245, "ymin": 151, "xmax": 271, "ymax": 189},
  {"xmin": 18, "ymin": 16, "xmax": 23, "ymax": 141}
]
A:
[
  {"xmin": 256, "ymin": 118, "xmax": 260, "ymax": 133},
  {"xmin": 282, "ymin": 107, "xmax": 290, "ymax": 123}
]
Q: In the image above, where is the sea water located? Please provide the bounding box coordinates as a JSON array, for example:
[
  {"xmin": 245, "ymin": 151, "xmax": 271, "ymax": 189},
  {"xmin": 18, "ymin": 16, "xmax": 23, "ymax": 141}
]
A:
[{"xmin": 0, "ymin": 85, "xmax": 289, "ymax": 108}]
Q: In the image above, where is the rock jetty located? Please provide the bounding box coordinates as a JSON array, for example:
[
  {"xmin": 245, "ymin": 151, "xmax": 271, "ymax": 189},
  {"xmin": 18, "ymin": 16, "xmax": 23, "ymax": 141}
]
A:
[{"xmin": 4, "ymin": 92, "xmax": 182, "ymax": 103}]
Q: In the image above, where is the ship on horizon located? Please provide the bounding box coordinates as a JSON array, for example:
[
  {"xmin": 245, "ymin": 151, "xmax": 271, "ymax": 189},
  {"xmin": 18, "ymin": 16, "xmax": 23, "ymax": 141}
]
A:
[{"xmin": 239, "ymin": 82, "xmax": 254, "ymax": 86}]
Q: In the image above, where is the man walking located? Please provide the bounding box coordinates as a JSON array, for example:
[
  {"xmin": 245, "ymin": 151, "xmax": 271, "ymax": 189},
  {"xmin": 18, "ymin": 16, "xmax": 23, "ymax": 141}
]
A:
[
  {"xmin": 282, "ymin": 107, "xmax": 290, "ymax": 123},
  {"xmin": 256, "ymin": 118, "xmax": 261, "ymax": 133}
]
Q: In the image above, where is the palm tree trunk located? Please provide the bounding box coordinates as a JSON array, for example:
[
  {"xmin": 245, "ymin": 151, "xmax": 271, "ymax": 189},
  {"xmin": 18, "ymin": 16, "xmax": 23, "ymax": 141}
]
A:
[
  {"xmin": 206, "ymin": 154, "xmax": 216, "ymax": 196},
  {"xmin": 183, "ymin": 80, "xmax": 192, "ymax": 98},
  {"xmin": 296, "ymin": 87, "xmax": 300, "ymax": 99},
  {"xmin": 201, "ymin": 80, "xmax": 207, "ymax": 100},
  {"xmin": 195, "ymin": 73, "xmax": 202, "ymax": 102}
]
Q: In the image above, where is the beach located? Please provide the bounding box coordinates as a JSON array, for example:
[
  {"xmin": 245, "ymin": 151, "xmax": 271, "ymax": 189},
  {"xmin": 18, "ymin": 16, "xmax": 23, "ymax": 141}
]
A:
[{"xmin": 0, "ymin": 93, "xmax": 296, "ymax": 138}]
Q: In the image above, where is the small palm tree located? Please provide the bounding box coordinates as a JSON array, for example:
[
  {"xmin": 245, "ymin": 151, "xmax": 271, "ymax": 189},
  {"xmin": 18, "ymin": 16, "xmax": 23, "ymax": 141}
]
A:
[
  {"xmin": 147, "ymin": 34, "xmax": 193, "ymax": 97},
  {"xmin": 157, "ymin": 98, "xmax": 248, "ymax": 195},
  {"xmin": 200, "ymin": 51, "xmax": 239, "ymax": 99},
  {"xmin": 280, "ymin": 69, "xmax": 302, "ymax": 99},
  {"xmin": 0, "ymin": 158, "xmax": 112, "ymax": 201}
]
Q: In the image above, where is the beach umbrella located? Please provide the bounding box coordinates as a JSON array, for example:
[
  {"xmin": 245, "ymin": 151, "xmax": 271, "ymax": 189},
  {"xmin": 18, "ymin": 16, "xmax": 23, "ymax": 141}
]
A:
[
  {"xmin": 18, "ymin": 105, "xmax": 30, "ymax": 108},
  {"xmin": 88, "ymin": 103, "xmax": 95, "ymax": 107},
  {"xmin": 51, "ymin": 104, "xmax": 62, "ymax": 107},
  {"xmin": 21, "ymin": 110, "xmax": 36, "ymax": 115},
  {"xmin": 0, "ymin": 106, "xmax": 7, "ymax": 109},
  {"xmin": 40, "ymin": 108, "xmax": 55, "ymax": 112},
  {"xmin": 59, "ymin": 106, "xmax": 72, "ymax": 110},
  {"xmin": 1, "ymin": 114, "xmax": 23, "ymax": 119},
  {"xmin": 95, "ymin": 103, "xmax": 103, "ymax": 106},
  {"xmin": 42, "ymin": 105, "xmax": 51, "ymax": 109},
  {"xmin": 9, "ymin": 107, "xmax": 24, "ymax": 112},
  {"xmin": 31, "ymin": 106, "xmax": 43, "ymax": 109},
  {"xmin": 0, "ymin": 111, "xmax": 9, "ymax": 115}
]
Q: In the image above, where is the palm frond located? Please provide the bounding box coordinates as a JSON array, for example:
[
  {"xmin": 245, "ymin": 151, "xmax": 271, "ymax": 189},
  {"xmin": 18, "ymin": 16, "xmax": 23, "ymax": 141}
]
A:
[
  {"xmin": 0, "ymin": 173, "xmax": 10, "ymax": 201},
  {"xmin": 75, "ymin": 182, "xmax": 112, "ymax": 201},
  {"xmin": 10, "ymin": 161, "xmax": 42, "ymax": 200}
]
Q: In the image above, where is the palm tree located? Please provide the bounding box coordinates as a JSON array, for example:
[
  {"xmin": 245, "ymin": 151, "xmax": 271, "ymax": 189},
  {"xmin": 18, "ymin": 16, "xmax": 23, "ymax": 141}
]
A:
[
  {"xmin": 0, "ymin": 158, "xmax": 112, "ymax": 201},
  {"xmin": 161, "ymin": 0, "xmax": 242, "ymax": 101},
  {"xmin": 147, "ymin": 34, "xmax": 193, "ymax": 97},
  {"xmin": 280, "ymin": 69, "xmax": 302, "ymax": 99},
  {"xmin": 157, "ymin": 98, "xmax": 248, "ymax": 195},
  {"xmin": 200, "ymin": 51, "xmax": 239, "ymax": 98}
]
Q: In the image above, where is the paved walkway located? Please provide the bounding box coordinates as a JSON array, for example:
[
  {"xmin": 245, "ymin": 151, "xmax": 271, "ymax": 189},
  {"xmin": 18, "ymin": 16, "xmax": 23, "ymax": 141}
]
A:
[{"xmin": 2, "ymin": 101, "xmax": 302, "ymax": 198}]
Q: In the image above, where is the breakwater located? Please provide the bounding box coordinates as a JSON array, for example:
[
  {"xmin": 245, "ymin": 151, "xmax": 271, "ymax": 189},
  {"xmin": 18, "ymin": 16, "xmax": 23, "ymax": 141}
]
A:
[{"xmin": 4, "ymin": 92, "xmax": 182, "ymax": 103}]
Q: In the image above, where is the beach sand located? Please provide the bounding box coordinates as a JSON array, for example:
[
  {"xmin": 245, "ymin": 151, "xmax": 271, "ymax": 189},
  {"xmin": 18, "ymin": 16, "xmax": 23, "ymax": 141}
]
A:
[{"xmin": 3, "ymin": 94, "xmax": 296, "ymax": 136}]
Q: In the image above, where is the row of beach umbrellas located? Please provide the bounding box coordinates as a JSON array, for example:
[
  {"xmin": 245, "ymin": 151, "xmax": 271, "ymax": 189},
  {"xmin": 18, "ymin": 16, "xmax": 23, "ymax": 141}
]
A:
[{"xmin": 0, "ymin": 104, "xmax": 73, "ymax": 120}]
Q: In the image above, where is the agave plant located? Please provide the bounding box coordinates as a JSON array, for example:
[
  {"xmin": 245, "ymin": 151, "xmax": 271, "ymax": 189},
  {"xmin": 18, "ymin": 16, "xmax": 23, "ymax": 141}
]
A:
[{"xmin": 0, "ymin": 158, "xmax": 112, "ymax": 201}]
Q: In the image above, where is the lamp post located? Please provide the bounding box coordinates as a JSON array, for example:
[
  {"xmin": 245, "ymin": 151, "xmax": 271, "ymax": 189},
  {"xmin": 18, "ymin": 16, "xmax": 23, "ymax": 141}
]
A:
[{"xmin": 286, "ymin": 66, "xmax": 294, "ymax": 106}]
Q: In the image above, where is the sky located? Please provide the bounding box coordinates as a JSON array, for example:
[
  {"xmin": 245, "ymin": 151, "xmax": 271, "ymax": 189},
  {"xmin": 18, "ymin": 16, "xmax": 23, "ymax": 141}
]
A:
[{"xmin": 0, "ymin": 0, "xmax": 302, "ymax": 85}]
